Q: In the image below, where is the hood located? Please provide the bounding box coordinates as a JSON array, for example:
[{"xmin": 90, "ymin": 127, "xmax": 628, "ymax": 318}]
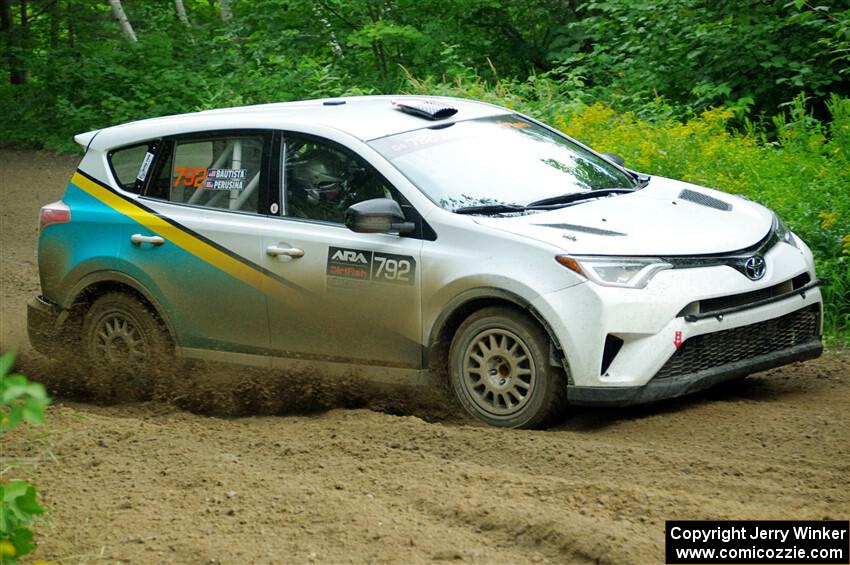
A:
[{"xmin": 472, "ymin": 177, "xmax": 774, "ymax": 256}]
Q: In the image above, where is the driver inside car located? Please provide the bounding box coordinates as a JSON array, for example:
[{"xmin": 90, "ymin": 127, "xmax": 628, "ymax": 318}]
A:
[
  {"xmin": 286, "ymin": 142, "xmax": 391, "ymax": 223},
  {"xmin": 287, "ymin": 145, "xmax": 347, "ymax": 222}
]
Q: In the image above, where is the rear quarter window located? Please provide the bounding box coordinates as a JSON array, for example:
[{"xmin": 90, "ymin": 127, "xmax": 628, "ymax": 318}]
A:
[
  {"xmin": 108, "ymin": 143, "xmax": 155, "ymax": 193},
  {"xmin": 145, "ymin": 135, "xmax": 267, "ymax": 214}
]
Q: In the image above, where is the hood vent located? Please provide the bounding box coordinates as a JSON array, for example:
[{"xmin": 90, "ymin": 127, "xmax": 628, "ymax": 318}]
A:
[
  {"xmin": 534, "ymin": 223, "xmax": 627, "ymax": 237},
  {"xmin": 392, "ymin": 99, "xmax": 458, "ymax": 120},
  {"xmin": 678, "ymin": 189, "xmax": 732, "ymax": 211}
]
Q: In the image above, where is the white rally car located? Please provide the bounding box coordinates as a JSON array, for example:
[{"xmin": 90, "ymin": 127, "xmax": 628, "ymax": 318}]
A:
[{"xmin": 27, "ymin": 96, "xmax": 824, "ymax": 428}]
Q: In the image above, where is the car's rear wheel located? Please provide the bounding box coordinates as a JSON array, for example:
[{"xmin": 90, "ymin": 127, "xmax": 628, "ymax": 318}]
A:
[
  {"xmin": 449, "ymin": 306, "xmax": 566, "ymax": 428},
  {"xmin": 82, "ymin": 292, "xmax": 171, "ymax": 401}
]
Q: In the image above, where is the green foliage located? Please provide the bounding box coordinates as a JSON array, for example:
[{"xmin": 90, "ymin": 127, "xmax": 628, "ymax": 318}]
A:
[
  {"xmin": 0, "ymin": 353, "xmax": 49, "ymax": 564},
  {"xmin": 0, "ymin": 483, "xmax": 41, "ymax": 564},
  {"xmin": 554, "ymin": 0, "xmax": 850, "ymax": 118},
  {"xmin": 1, "ymin": 356, "xmax": 50, "ymax": 431},
  {"xmin": 788, "ymin": 2, "xmax": 850, "ymax": 84},
  {"xmin": 1, "ymin": 0, "xmax": 847, "ymax": 151}
]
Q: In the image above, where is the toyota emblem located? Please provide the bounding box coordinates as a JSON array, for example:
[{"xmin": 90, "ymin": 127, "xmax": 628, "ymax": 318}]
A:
[{"xmin": 744, "ymin": 256, "xmax": 766, "ymax": 280}]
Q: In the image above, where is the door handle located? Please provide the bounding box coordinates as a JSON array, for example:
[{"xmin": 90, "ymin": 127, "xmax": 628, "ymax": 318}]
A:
[
  {"xmin": 266, "ymin": 245, "xmax": 304, "ymax": 258},
  {"xmin": 131, "ymin": 234, "xmax": 165, "ymax": 246}
]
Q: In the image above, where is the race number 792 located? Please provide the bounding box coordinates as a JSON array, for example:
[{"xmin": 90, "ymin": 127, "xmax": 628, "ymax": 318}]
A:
[{"xmin": 373, "ymin": 254, "xmax": 415, "ymax": 284}]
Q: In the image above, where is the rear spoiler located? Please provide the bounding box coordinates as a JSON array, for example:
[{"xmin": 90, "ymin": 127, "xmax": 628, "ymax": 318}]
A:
[{"xmin": 73, "ymin": 129, "xmax": 100, "ymax": 152}]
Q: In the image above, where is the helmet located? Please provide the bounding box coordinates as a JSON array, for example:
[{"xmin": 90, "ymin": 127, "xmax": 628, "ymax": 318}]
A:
[{"xmin": 292, "ymin": 147, "xmax": 347, "ymax": 204}]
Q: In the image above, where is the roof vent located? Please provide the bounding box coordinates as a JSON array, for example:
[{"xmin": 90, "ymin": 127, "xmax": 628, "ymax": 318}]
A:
[
  {"xmin": 678, "ymin": 189, "xmax": 732, "ymax": 211},
  {"xmin": 392, "ymin": 99, "xmax": 458, "ymax": 120}
]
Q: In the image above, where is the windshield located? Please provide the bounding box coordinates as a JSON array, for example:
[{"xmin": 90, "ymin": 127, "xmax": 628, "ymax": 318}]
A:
[{"xmin": 368, "ymin": 114, "xmax": 636, "ymax": 212}]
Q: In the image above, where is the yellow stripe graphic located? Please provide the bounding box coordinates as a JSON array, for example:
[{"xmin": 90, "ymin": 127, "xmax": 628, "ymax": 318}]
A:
[{"xmin": 72, "ymin": 171, "xmax": 274, "ymax": 293}]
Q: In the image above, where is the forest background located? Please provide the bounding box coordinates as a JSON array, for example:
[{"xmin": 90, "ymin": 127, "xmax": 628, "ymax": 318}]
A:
[{"xmin": 1, "ymin": 0, "xmax": 848, "ymax": 342}]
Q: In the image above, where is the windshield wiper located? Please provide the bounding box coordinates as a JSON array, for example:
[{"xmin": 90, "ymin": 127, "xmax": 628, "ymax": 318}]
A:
[
  {"xmin": 456, "ymin": 187, "xmax": 639, "ymax": 215},
  {"xmin": 454, "ymin": 203, "xmax": 529, "ymax": 215},
  {"xmin": 527, "ymin": 188, "xmax": 634, "ymax": 208}
]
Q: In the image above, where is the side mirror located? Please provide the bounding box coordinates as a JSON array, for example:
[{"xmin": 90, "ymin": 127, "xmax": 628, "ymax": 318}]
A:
[
  {"xmin": 603, "ymin": 153, "xmax": 625, "ymax": 167},
  {"xmin": 344, "ymin": 198, "xmax": 415, "ymax": 235}
]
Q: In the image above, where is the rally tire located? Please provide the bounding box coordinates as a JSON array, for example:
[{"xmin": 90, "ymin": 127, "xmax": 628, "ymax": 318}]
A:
[
  {"xmin": 82, "ymin": 292, "xmax": 171, "ymax": 401},
  {"xmin": 449, "ymin": 306, "xmax": 566, "ymax": 428}
]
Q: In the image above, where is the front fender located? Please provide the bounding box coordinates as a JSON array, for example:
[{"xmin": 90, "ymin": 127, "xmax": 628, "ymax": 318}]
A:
[{"xmin": 425, "ymin": 281, "xmax": 568, "ymax": 371}]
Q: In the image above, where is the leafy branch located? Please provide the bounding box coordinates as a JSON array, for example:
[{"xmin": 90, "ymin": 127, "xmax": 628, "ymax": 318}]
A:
[{"xmin": 0, "ymin": 352, "xmax": 49, "ymax": 564}]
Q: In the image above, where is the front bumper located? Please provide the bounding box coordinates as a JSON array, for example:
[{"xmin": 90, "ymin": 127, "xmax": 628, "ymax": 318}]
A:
[
  {"xmin": 567, "ymin": 338, "xmax": 822, "ymax": 406},
  {"xmin": 531, "ymin": 240, "xmax": 824, "ymax": 403},
  {"xmin": 27, "ymin": 295, "xmax": 65, "ymax": 356}
]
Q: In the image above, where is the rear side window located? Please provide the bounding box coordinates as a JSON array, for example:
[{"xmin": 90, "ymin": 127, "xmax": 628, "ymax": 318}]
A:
[
  {"xmin": 108, "ymin": 143, "xmax": 154, "ymax": 193},
  {"xmin": 146, "ymin": 135, "xmax": 267, "ymax": 214}
]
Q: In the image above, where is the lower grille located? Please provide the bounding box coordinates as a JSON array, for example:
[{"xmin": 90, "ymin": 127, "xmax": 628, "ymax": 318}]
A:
[
  {"xmin": 655, "ymin": 306, "xmax": 819, "ymax": 380},
  {"xmin": 676, "ymin": 273, "xmax": 811, "ymax": 317}
]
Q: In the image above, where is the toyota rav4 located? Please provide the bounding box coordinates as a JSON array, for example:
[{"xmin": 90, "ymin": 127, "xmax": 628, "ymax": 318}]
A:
[{"xmin": 27, "ymin": 96, "xmax": 825, "ymax": 428}]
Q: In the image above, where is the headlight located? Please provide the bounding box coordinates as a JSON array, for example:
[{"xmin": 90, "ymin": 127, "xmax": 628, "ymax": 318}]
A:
[
  {"xmin": 556, "ymin": 255, "xmax": 673, "ymax": 288},
  {"xmin": 773, "ymin": 214, "xmax": 798, "ymax": 248}
]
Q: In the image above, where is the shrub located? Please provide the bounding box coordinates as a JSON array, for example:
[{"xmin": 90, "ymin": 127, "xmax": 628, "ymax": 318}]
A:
[{"xmin": 0, "ymin": 352, "xmax": 50, "ymax": 564}]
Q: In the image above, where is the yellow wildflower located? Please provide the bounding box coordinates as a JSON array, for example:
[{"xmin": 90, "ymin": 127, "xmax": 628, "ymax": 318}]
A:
[
  {"xmin": 843, "ymin": 234, "xmax": 850, "ymax": 256},
  {"xmin": 819, "ymin": 212, "xmax": 839, "ymax": 230},
  {"xmin": 0, "ymin": 540, "xmax": 16, "ymax": 557}
]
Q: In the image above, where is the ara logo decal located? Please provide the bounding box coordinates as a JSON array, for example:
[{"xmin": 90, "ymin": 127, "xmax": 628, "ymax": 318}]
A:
[
  {"xmin": 326, "ymin": 247, "xmax": 416, "ymax": 285},
  {"xmin": 674, "ymin": 330, "xmax": 683, "ymax": 350},
  {"xmin": 331, "ymin": 249, "xmax": 369, "ymax": 264},
  {"xmin": 327, "ymin": 246, "xmax": 373, "ymax": 282}
]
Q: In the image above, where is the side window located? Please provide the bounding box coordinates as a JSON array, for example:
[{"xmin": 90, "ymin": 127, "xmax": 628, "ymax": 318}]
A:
[
  {"xmin": 283, "ymin": 136, "xmax": 395, "ymax": 224},
  {"xmin": 108, "ymin": 143, "xmax": 154, "ymax": 193},
  {"xmin": 147, "ymin": 135, "xmax": 266, "ymax": 213}
]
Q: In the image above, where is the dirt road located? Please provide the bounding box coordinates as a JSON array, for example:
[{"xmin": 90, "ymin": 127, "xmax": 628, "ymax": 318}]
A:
[{"xmin": 1, "ymin": 148, "xmax": 848, "ymax": 564}]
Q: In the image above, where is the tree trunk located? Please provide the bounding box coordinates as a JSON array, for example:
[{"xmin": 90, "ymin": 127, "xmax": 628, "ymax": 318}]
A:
[
  {"xmin": 17, "ymin": 0, "xmax": 31, "ymax": 82},
  {"xmin": 0, "ymin": 0, "xmax": 14, "ymax": 83},
  {"xmin": 108, "ymin": 0, "xmax": 137, "ymax": 42},
  {"xmin": 67, "ymin": 0, "xmax": 74, "ymax": 47},
  {"xmin": 1, "ymin": 0, "xmax": 29, "ymax": 84},
  {"xmin": 49, "ymin": 0, "xmax": 59, "ymax": 49},
  {"xmin": 366, "ymin": 2, "xmax": 387, "ymax": 80},
  {"xmin": 174, "ymin": 0, "xmax": 190, "ymax": 27},
  {"xmin": 0, "ymin": 0, "xmax": 13, "ymax": 41},
  {"xmin": 219, "ymin": 0, "xmax": 232, "ymax": 22}
]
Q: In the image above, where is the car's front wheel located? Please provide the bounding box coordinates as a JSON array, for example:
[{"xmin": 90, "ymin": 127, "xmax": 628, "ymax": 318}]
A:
[
  {"xmin": 82, "ymin": 292, "xmax": 171, "ymax": 401},
  {"xmin": 449, "ymin": 306, "xmax": 566, "ymax": 428}
]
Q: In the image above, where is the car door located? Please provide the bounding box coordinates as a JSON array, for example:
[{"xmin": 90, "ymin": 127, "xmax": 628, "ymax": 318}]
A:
[
  {"xmin": 126, "ymin": 131, "xmax": 274, "ymax": 361},
  {"xmin": 258, "ymin": 132, "xmax": 424, "ymax": 370}
]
